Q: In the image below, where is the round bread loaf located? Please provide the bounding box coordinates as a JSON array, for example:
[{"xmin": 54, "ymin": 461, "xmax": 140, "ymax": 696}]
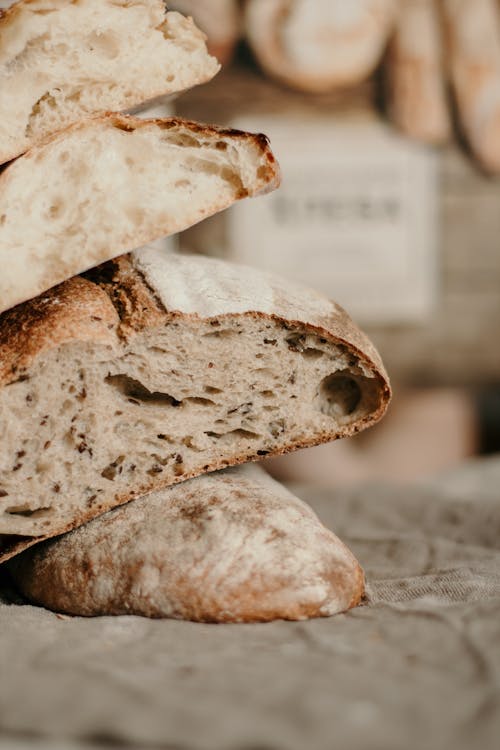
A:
[
  {"xmin": 8, "ymin": 466, "xmax": 365, "ymax": 623},
  {"xmin": 245, "ymin": 0, "xmax": 396, "ymax": 93}
]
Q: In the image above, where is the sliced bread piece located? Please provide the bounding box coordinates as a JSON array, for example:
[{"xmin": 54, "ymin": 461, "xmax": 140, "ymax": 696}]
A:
[
  {"xmin": 245, "ymin": 0, "xmax": 396, "ymax": 93},
  {"xmin": 0, "ymin": 0, "xmax": 220, "ymax": 165},
  {"xmin": 0, "ymin": 114, "xmax": 279, "ymax": 315},
  {"xmin": 0, "ymin": 250, "xmax": 391, "ymax": 556},
  {"xmin": 7, "ymin": 465, "xmax": 365, "ymax": 622}
]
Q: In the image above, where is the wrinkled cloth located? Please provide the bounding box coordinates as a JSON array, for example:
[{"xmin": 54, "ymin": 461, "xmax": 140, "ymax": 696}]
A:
[{"xmin": 1, "ymin": 457, "xmax": 500, "ymax": 750}]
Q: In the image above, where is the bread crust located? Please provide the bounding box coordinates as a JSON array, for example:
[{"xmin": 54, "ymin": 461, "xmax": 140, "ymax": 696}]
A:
[
  {"xmin": 7, "ymin": 465, "xmax": 365, "ymax": 622},
  {"xmin": 0, "ymin": 253, "xmax": 390, "ymax": 560}
]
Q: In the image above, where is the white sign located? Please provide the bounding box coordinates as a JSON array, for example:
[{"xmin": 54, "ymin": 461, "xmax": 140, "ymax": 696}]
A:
[{"xmin": 228, "ymin": 116, "xmax": 439, "ymax": 324}]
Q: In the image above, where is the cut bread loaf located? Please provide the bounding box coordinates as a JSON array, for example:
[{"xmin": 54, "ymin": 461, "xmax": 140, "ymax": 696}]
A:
[
  {"xmin": 0, "ymin": 113, "xmax": 279, "ymax": 315},
  {"xmin": 0, "ymin": 0, "xmax": 220, "ymax": 165},
  {"xmin": 7, "ymin": 465, "xmax": 365, "ymax": 622},
  {"xmin": 0, "ymin": 250, "xmax": 390, "ymax": 558},
  {"xmin": 245, "ymin": 0, "xmax": 396, "ymax": 93}
]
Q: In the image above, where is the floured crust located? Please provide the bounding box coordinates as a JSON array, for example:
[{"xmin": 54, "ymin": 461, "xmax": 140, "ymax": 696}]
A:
[
  {"xmin": 7, "ymin": 465, "xmax": 365, "ymax": 622},
  {"xmin": 0, "ymin": 252, "xmax": 390, "ymax": 556}
]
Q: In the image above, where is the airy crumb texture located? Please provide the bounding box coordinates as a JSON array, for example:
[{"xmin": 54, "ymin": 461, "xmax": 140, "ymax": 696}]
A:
[
  {"xmin": 0, "ymin": 251, "xmax": 390, "ymax": 549},
  {"xmin": 0, "ymin": 0, "xmax": 220, "ymax": 164},
  {"xmin": 0, "ymin": 113, "xmax": 280, "ymax": 315},
  {"xmin": 245, "ymin": 0, "xmax": 396, "ymax": 92},
  {"xmin": 8, "ymin": 465, "xmax": 365, "ymax": 623}
]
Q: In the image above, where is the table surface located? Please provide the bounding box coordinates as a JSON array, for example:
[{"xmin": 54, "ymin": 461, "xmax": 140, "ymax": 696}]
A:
[{"xmin": 1, "ymin": 456, "xmax": 500, "ymax": 750}]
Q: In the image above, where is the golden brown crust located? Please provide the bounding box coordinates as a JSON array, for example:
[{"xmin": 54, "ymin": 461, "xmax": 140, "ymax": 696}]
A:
[
  {"xmin": 0, "ymin": 276, "xmax": 118, "ymax": 388},
  {"xmin": 8, "ymin": 467, "xmax": 366, "ymax": 621}
]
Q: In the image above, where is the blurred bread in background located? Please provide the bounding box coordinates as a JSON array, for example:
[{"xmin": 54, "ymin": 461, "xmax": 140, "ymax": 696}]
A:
[
  {"xmin": 386, "ymin": 0, "xmax": 451, "ymax": 144},
  {"xmin": 442, "ymin": 0, "xmax": 500, "ymax": 173},
  {"xmin": 244, "ymin": 0, "xmax": 396, "ymax": 93}
]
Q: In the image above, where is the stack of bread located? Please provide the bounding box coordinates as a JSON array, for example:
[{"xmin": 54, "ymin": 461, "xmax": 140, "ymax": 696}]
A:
[{"xmin": 0, "ymin": 0, "xmax": 391, "ymax": 623}]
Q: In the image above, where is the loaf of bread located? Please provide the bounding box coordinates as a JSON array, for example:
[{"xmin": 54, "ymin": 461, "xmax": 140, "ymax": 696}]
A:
[
  {"xmin": 0, "ymin": 0, "xmax": 220, "ymax": 165},
  {"xmin": 245, "ymin": 0, "xmax": 396, "ymax": 93},
  {"xmin": 0, "ymin": 249, "xmax": 390, "ymax": 560},
  {"xmin": 0, "ymin": 113, "xmax": 279, "ymax": 315},
  {"xmin": 7, "ymin": 464, "xmax": 364, "ymax": 622},
  {"xmin": 386, "ymin": 0, "xmax": 450, "ymax": 144},
  {"xmin": 167, "ymin": 0, "xmax": 241, "ymax": 65},
  {"xmin": 443, "ymin": 0, "xmax": 500, "ymax": 172}
]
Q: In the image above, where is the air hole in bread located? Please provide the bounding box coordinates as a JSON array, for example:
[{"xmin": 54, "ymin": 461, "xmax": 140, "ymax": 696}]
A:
[
  {"xmin": 203, "ymin": 329, "xmax": 238, "ymax": 339},
  {"xmin": 101, "ymin": 456, "xmax": 126, "ymax": 481},
  {"xmin": 5, "ymin": 505, "xmax": 52, "ymax": 518},
  {"xmin": 185, "ymin": 397, "xmax": 216, "ymax": 407},
  {"xmin": 87, "ymin": 31, "xmax": 120, "ymax": 59},
  {"xmin": 204, "ymin": 386, "xmax": 223, "ymax": 395},
  {"xmin": 205, "ymin": 429, "xmax": 261, "ymax": 441},
  {"xmin": 168, "ymin": 133, "xmax": 202, "ymax": 149},
  {"xmin": 318, "ymin": 373, "xmax": 362, "ymax": 418},
  {"xmin": 106, "ymin": 375, "xmax": 182, "ymax": 407},
  {"xmin": 302, "ymin": 348, "xmax": 324, "ymax": 360}
]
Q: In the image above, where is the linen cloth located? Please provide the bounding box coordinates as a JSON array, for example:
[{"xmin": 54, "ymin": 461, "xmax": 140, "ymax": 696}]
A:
[{"xmin": 1, "ymin": 457, "xmax": 499, "ymax": 750}]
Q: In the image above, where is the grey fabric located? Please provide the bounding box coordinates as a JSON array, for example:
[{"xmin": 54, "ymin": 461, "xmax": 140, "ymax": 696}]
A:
[{"xmin": 1, "ymin": 457, "xmax": 500, "ymax": 750}]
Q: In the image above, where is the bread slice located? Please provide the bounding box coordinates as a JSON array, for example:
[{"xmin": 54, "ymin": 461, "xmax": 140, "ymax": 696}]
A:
[
  {"xmin": 245, "ymin": 0, "xmax": 396, "ymax": 93},
  {"xmin": 0, "ymin": 0, "xmax": 220, "ymax": 165},
  {"xmin": 0, "ymin": 113, "xmax": 279, "ymax": 315},
  {"xmin": 0, "ymin": 250, "xmax": 391, "ymax": 554},
  {"xmin": 7, "ymin": 465, "xmax": 365, "ymax": 622},
  {"xmin": 386, "ymin": 0, "xmax": 451, "ymax": 144}
]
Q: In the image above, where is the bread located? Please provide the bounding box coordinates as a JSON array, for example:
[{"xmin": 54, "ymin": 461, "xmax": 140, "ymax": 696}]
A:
[
  {"xmin": 7, "ymin": 464, "xmax": 365, "ymax": 622},
  {"xmin": 0, "ymin": 0, "xmax": 220, "ymax": 165},
  {"xmin": 386, "ymin": 0, "xmax": 450, "ymax": 144},
  {"xmin": 0, "ymin": 249, "xmax": 390, "ymax": 558},
  {"xmin": 167, "ymin": 0, "xmax": 241, "ymax": 65},
  {"xmin": 443, "ymin": 0, "xmax": 500, "ymax": 172},
  {"xmin": 0, "ymin": 113, "xmax": 279, "ymax": 315},
  {"xmin": 244, "ymin": 0, "xmax": 396, "ymax": 93}
]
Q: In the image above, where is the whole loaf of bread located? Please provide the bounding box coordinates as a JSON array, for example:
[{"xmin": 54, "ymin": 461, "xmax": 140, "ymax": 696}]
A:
[{"xmin": 8, "ymin": 465, "xmax": 365, "ymax": 623}]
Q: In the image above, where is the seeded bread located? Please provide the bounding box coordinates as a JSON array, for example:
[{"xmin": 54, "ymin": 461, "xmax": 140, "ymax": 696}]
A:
[
  {"xmin": 7, "ymin": 464, "xmax": 365, "ymax": 622},
  {"xmin": 0, "ymin": 0, "xmax": 220, "ymax": 165},
  {"xmin": 0, "ymin": 113, "xmax": 279, "ymax": 315},
  {"xmin": 245, "ymin": 0, "xmax": 396, "ymax": 93},
  {"xmin": 0, "ymin": 250, "xmax": 390, "ymax": 559}
]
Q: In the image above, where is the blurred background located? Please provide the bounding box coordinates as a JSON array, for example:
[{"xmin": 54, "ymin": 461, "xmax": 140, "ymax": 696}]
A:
[
  {"xmin": 2, "ymin": 0, "xmax": 498, "ymax": 487},
  {"xmin": 166, "ymin": 0, "xmax": 500, "ymax": 487}
]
